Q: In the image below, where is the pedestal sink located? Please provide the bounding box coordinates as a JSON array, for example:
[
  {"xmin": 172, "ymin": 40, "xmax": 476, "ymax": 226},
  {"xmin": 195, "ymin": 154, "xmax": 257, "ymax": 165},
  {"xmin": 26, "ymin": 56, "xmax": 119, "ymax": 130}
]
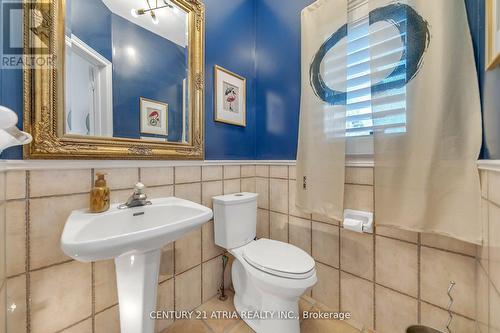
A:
[{"xmin": 61, "ymin": 197, "xmax": 213, "ymax": 333}]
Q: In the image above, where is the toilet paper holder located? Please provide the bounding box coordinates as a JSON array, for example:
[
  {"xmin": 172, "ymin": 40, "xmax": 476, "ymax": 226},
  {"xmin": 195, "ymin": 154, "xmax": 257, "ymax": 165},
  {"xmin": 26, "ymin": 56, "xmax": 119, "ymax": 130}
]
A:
[{"xmin": 343, "ymin": 209, "xmax": 373, "ymax": 233}]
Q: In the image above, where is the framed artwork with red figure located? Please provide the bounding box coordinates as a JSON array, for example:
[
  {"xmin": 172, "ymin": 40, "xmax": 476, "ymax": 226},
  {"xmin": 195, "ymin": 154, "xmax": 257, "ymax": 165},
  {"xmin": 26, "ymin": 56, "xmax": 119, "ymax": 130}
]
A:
[
  {"xmin": 140, "ymin": 97, "xmax": 168, "ymax": 136},
  {"xmin": 214, "ymin": 65, "xmax": 246, "ymax": 127}
]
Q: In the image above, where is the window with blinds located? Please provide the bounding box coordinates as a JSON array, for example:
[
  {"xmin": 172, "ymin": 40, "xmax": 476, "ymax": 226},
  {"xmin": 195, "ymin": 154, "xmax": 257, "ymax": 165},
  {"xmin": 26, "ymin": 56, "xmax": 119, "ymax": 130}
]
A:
[{"xmin": 345, "ymin": 0, "xmax": 407, "ymax": 139}]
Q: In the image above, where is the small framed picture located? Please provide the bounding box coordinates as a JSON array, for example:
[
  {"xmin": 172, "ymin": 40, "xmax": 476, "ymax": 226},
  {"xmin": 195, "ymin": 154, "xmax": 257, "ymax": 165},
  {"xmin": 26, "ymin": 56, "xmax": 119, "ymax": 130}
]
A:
[
  {"xmin": 214, "ymin": 65, "xmax": 246, "ymax": 127},
  {"xmin": 140, "ymin": 97, "xmax": 168, "ymax": 136},
  {"xmin": 487, "ymin": 0, "xmax": 500, "ymax": 69}
]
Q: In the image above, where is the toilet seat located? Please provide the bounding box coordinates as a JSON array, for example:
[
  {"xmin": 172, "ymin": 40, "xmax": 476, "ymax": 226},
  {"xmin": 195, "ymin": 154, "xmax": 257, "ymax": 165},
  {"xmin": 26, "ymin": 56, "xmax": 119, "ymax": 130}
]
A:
[{"xmin": 242, "ymin": 239, "xmax": 315, "ymax": 279}]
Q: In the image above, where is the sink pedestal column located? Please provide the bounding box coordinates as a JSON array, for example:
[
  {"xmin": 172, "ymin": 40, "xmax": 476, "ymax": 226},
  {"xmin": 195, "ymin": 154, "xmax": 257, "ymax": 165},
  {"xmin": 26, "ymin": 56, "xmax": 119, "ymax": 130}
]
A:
[{"xmin": 115, "ymin": 249, "xmax": 161, "ymax": 333}]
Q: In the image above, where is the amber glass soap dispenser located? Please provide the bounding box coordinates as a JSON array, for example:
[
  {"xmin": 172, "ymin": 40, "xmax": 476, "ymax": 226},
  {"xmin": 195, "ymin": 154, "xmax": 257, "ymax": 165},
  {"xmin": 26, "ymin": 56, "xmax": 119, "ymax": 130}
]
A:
[{"xmin": 90, "ymin": 172, "xmax": 110, "ymax": 213}]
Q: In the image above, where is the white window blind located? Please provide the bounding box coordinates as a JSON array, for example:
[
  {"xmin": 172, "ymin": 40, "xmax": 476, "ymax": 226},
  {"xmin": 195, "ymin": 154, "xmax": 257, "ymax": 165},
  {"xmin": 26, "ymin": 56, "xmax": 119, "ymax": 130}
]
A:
[{"xmin": 345, "ymin": 0, "xmax": 407, "ymax": 138}]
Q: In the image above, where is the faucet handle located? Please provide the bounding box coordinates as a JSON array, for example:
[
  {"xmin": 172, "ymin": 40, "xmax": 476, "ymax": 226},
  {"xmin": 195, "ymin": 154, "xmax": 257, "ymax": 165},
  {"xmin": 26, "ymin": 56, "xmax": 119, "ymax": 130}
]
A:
[
  {"xmin": 134, "ymin": 182, "xmax": 146, "ymax": 194},
  {"xmin": 118, "ymin": 182, "xmax": 150, "ymax": 209}
]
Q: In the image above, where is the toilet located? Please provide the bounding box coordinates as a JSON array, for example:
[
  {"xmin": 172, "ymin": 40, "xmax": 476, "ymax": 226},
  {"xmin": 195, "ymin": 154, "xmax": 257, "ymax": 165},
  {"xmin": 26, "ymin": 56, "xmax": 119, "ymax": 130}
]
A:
[{"xmin": 213, "ymin": 192, "xmax": 317, "ymax": 333}]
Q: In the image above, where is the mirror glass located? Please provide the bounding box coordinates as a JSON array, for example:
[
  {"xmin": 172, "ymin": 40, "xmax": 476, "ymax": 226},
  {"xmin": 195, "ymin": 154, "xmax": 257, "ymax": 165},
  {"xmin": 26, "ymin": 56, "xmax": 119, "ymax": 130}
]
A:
[{"xmin": 64, "ymin": 0, "xmax": 189, "ymax": 143}]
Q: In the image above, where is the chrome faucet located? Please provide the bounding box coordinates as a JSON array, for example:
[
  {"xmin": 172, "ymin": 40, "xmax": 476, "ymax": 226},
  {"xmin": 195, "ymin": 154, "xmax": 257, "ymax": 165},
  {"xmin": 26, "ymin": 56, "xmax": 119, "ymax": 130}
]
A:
[{"xmin": 118, "ymin": 183, "xmax": 152, "ymax": 209}]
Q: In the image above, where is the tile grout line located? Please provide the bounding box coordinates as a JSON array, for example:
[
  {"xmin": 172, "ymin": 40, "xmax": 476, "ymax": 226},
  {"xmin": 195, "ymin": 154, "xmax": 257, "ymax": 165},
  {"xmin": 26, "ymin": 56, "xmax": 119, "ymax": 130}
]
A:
[
  {"xmin": 26, "ymin": 191, "xmax": 93, "ymax": 200},
  {"xmin": 200, "ymin": 261, "xmax": 203, "ymax": 308},
  {"xmin": 94, "ymin": 302, "xmax": 118, "ymax": 316},
  {"xmin": 91, "ymin": 169, "xmax": 96, "ymax": 333},
  {"xmin": 373, "ymin": 225, "xmax": 377, "ymax": 330},
  {"xmin": 338, "ymin": 227, "xmax": 342, "ymax": 312},
  {"xmin": 287, "ymin": 167, "xmax": 294, "ymax": 251},
  {"xmin": 200, "ymin": 166, "xmax": 204, "ymax": 305},
  {"xmin": 372, "ymin": 165, "xmax": 376, "ymax": 331},
  {"xmin": 487, "ymin": 170, "xmax": 492, "ymax": 332},
  {"xmin": 54, "ymin": 315, "xmax": 93, "ymax": 333},
  {"xmin": 485, "ymin": 170, "xmax": 491, "ymax": 332},
  {"xmin": 418, "ymin": 243, "xmax": 476, "ymax": 259},
  {"xmin": 284, "ymin": 208, "xmax": 474, "ymax": 258},
  {"xmin": 287, "ymin": 195, "xmax": 291, "ymax": 244},
  {"xmin": 144, "ymin": 183, "xmax": 175, "ymax": 190},
  {"xmin": 419, "ymin": 299, "xmax": 476, "ymax": 322},
  {"xmin": 268, "ymin": 201, "xmax": 475, "ymax": 324},
  {"xmin": 25, "ymin": 170, "xmax": 31, "ymax": 333},
  {"xmin": 487, "ymin": 258, "xmax": 491, "ymax": 333},
  {"xmin": 373, "ymin": 282, "xmax": 418, "ymax": 302},
  {"xmin": 239, "ymin": 165, "xmax": 242, "ymax": 194},
  {"xmin": 485, "ymin": 191, "xmax": 500, "ymax": 209},
  {"xmin": 318, "ymin": 257, "xmax": 415, "ymax": 298},
  {"xmin": 91, "ymin": 262, "xmax": 96, "ymax": 332},
  {"xmin": 16, "ymin": 163, "xmax": 483, "ymax": 332},
  {"xmin": 474, "ymin": 258, "xmax": 479, "ymax": 332},
  {"xmin": 477, "ymin": 258, "xmax": 500, "ymax": 296},
  {"xmin": 268, "ymin": 167, "xmax": 271, "ymax": 238},
  {"xmin": 417, "ymin": 232, "xmax": 422, "ymax": 324},
  {"xmin": 222, "ymin": 165, "xmax": 226, "ymax": 196},
  {"xmin": 28, "ymin": 259, "xmax": 74, "ymax": 273},
  {"xmin": 172, "ymin": 166, "xmax": 176, "ymax": 318},
  {"xmin": 327, "ymin": 264, "xmax": 477, "ymax": 321}
]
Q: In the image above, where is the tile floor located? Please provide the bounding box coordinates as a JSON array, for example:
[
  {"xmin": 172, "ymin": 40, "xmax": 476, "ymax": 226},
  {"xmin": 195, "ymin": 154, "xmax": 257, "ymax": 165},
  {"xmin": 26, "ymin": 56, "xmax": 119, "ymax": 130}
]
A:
[{"xmin": 162, "ymin": 291, "xmax": 373, "ymax": 333}]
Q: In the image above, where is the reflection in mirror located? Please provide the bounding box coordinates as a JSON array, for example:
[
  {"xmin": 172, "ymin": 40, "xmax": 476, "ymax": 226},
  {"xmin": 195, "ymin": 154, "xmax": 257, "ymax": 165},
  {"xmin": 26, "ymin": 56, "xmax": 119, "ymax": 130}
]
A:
[{"xmin": 64, "ymin": 0, "xmax": 189, "ymax": 143}]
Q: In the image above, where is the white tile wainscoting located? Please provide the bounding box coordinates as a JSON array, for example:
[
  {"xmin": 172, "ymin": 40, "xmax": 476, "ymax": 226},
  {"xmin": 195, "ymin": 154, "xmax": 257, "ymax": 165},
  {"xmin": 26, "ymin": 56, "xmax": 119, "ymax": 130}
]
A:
[{"xmin": 0, "ymin": 159, "xmax": 496, "ymax": 333}]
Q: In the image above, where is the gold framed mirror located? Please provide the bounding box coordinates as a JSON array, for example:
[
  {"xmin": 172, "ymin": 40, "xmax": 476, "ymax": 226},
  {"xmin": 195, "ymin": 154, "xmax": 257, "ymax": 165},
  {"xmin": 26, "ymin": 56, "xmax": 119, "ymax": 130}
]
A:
[{"xmin": 23, "ymin": 0, "xmax": 205, "ymax": 159}]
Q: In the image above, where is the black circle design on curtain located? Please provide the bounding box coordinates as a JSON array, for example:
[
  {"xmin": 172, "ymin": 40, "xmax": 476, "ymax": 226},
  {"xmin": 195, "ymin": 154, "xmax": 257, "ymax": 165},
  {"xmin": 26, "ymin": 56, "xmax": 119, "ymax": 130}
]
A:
[{"xmin": 309, "ymin": 3, "xmax": 430, "ymax": 106}]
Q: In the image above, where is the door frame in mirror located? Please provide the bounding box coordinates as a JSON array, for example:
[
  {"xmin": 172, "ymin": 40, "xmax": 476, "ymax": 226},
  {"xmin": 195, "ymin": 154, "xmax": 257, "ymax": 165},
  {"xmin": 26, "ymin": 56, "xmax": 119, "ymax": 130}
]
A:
[{"xmin": 23, "ymin": 0, "xmax": 205, "ymax": 160}]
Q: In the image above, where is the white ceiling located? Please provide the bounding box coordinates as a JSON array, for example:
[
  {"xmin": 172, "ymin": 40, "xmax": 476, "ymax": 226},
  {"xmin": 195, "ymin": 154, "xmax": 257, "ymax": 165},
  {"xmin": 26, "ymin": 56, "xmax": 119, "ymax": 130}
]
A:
[{"xmin": 102, "ymin": 0, "xmax": 188, "ymax": 47}]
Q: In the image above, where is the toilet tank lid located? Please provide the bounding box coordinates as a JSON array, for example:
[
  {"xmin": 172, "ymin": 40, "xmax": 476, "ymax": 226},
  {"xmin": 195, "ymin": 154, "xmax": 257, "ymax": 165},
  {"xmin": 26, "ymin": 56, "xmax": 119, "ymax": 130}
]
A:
[{"xmin": 213, "ymin": 192, "xmax": 258, "ymax": 205}]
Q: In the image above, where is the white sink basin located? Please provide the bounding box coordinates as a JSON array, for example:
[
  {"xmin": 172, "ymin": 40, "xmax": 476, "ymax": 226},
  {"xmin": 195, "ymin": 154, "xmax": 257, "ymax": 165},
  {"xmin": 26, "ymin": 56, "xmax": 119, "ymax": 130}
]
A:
[
  {"xmin": 61, "ymin": 197, "xmax": 213, "ymax": 333},
  {"xmin": 62, "ymin": 197, "xmax": 213, "ymax": 261}
]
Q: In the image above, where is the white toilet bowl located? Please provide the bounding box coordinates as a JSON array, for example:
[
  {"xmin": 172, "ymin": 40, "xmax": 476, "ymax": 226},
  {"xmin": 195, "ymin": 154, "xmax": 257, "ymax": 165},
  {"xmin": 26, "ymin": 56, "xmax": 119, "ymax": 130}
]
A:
[
  {"xmin": 212, "ymin": 193, "xmax": 317, "ymax": 333},
  {"xmin": 229, "ymin": 238, "xmax": 317, "ymax": 333}
]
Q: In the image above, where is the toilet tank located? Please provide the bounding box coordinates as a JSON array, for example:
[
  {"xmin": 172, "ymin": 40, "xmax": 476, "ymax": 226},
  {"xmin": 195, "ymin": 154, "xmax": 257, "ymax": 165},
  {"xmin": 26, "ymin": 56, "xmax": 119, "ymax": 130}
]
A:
[{"xmin": 213, "ymin": 192, "xmax": 258, "ymax": 249}]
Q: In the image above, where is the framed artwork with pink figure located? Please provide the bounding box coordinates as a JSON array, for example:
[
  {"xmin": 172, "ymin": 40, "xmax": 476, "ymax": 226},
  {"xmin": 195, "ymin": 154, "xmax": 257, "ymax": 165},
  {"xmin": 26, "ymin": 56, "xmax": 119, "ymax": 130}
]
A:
[
  {"xmin": 214, "ymin": 65, "xmax": 246, "ymax": 127},
  {"xmin": 140, "ymin": 97, "xmax": 168, "ymax": 136}
]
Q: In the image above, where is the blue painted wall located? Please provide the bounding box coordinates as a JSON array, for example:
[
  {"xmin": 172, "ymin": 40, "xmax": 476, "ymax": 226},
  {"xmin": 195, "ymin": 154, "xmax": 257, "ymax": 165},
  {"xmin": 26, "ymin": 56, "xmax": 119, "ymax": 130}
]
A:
[
  {"xmin": 483, "ymin": 63, "xmax": 500, "ymax": 159},
  {"xmin": 480, "ymin": 0, "xmax": 500, "ymax": 159},
  {"xmin": 254, "ymin": 0, "xmax": 314, "ymax": 160},
  {"xmin": 69, "ymin": 0, "xmax": 113, "ymax": 62},
  {"xmin": 70, "ymin": 1, "xmax": 187, "ymax": 141},
  {"xmin": 204, "ymin": 0, "xmax": 256, "ymax": 159},
  {"xmin": 254, "ymin": 0, "xmax": 486, "ymax": 160},
  {"xmin": 0, "ymin": 0, "xmax": 493, "ymax": 160},
  {"xmin": 465, "ymin": 0, "xmax": 486, "ymax": 159},
  {"xmin": 0, "ymin": 0, "xmax": 257, "ymax": 159},
  {"xmin": 0, "ymin": 0, "xmax": 23, "ymax": 159},
  {"xmin": 111, "ymin": 14, "xmax": 187, "ymax": 141}
]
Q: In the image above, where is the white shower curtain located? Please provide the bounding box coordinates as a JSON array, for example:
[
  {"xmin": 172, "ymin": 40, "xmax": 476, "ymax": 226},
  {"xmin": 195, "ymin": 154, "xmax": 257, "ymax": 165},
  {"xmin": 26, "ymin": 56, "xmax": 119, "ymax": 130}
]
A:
[
  {"xmin": 297, "ymin": 0, "xmax": 482, "ymax": 244},
  {"xmin": 296, "ymin": 0, "xmax": 348, "ymax": 221},
  {"xmin": 370, "ymin": 0, "xmax": 482, "ymax": 244}
]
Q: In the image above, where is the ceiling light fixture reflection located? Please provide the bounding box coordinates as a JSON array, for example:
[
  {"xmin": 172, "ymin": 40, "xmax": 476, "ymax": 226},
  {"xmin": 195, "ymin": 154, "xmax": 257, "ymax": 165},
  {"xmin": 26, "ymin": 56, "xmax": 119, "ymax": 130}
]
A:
[
  {"xmin": 151, "ymin": 11, "xmax": 159, "ymax": 25},
  {"xmin": 131, "ymin": 0, "xmax": 173, "ymax": 25},
  {"xmin": 130, "ymin": 8, "xmax": 140, "ymax": 18},
  {"xmin": 125, "ymin": 46, "xmax": 137, "ymax": 61}
]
